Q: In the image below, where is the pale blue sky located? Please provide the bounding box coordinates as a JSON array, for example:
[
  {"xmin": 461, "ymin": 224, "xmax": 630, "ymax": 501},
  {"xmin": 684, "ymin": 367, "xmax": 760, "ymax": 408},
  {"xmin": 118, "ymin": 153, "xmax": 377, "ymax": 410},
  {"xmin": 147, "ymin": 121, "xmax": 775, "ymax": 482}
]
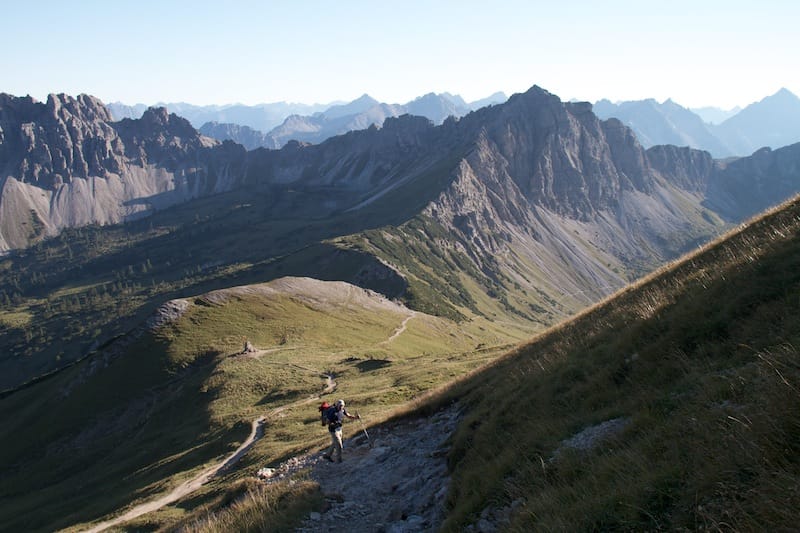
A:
[{"xmin": 3, "ymin": 0, "xmax": 797, "ymax": 109}]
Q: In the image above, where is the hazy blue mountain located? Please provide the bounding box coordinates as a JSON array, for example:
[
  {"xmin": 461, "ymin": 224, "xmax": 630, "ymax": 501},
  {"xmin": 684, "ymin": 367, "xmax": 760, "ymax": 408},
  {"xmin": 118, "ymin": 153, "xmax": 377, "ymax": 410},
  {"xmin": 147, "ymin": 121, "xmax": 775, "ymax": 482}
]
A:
[
  {"xmin": 441, "ymin": 92, "xmax": 469, "ymax": 108},
  {"xmin": 201, "ymin": 92, "xmax": 473, "ymax": 149},
  {"xmin": 107, "ymin": 102, "xmax": 149, "ymax": 120},
  {"xmin": 714, "ymin": 88, "xmax": 800, "ymax": 155},
  {"xmin": 318, "ymin": 94, "xmax": 380, "ymax": 119},
  {"xmin": 120, "ymin": 92, "xmax": 508, "ymax": 151},
  {"xmin": 690, "ymin": 105, "xmax": 741, "ymax": 125},
  {"xmin": 404, "ymin": 92, "xmax": 470, "ymax": 124},
  {"xmin": 107, "ymin": 100, "xmax": 334, "ymax": 132},
  {"xmin": 594, "ymin": 98, "xmax": 731, "ymax": 156},
  {"xmin": 262, "ymin": 102, "xmax": 404, "ymax": 147},
  {"xmin": 468, "ymin": 91, "xmax": 508, "ymax": 110}
]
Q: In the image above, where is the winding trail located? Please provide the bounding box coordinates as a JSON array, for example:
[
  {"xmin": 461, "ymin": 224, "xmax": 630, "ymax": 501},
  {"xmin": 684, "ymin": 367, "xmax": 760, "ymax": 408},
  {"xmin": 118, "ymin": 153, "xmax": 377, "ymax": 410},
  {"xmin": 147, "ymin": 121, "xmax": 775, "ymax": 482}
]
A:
[
  {"xmin": 83, "ymin": 309, "xmax": 412, "ymax": 532},
  {"xmin": 84, "ymin": 371, "xmax": 336, "ymax": 533},
  {"xmin": 381, "ymin": 310, "xmax": 416, "ymax": 345}
]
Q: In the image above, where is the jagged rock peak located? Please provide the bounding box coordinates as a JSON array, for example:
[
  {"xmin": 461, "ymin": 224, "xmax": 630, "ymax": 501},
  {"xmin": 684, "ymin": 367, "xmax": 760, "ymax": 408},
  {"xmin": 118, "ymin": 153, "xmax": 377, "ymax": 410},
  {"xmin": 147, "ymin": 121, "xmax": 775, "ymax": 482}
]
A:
[
  {"xmin": 45, "ymin": 93, "xmax": 113, "ymax": 123},
  {"xmin": 506, "ymin": 84, "xmax": 561, "ymax": 106},
  {"xmin": 116, "ymin": 106, "xmax": 213, "ymax": 146}
]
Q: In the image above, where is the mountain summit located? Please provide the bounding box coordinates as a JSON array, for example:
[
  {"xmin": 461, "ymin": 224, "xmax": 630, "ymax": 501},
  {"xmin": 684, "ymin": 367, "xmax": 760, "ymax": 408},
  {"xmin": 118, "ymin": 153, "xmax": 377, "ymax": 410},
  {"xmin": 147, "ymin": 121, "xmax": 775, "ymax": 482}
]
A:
[
  {"xmin": 0, "ymin": 94, "xmax": 246, "ymax": 251},
  {"xmin": 715, "ymin": 87, "xmax": 800, "ymax": 155},
  {"xmin": 1, "ymin": 85, "xmax": 799, "ymax": 379}
]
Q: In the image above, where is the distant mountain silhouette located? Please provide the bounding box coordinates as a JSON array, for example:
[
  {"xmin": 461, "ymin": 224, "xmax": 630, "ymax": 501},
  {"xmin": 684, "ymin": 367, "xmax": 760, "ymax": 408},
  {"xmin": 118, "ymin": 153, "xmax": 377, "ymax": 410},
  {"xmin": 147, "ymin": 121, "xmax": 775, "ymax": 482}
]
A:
[
  {"xmin": 107, "ymin": 100, "xmax": 334, "ymax": 132},
  {"xmin": 202, "ymin": 92, "xmax": 477, "ymax": 149},
  {"xmin": 714, "ymin": 88, "xmax": 800, "ymax": 155},
  {"xmin": 690, "ymin": 105, "xmax": 741, "ymax": 125},
  {"xmin": 467, "ymin": 91, "xmax": 508, "ymax": 110},
  {"xmin": 596, "ymin": 89, "xmax": 800, "ymax": 157},
  {"xmin": 111, "ymin": 92, "xmax": 508, "ymax": 151},
  {"xmin": 593, "ymin": 98, "xmax": 731, "ymax": 156}
]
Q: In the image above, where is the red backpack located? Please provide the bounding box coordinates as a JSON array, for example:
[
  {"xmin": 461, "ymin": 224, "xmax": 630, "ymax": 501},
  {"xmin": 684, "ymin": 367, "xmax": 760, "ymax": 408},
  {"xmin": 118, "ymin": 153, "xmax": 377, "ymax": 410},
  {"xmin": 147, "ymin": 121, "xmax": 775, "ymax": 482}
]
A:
[{"xmin": 318, "ymin": 401, "xmax": 330, "ymax": 425}]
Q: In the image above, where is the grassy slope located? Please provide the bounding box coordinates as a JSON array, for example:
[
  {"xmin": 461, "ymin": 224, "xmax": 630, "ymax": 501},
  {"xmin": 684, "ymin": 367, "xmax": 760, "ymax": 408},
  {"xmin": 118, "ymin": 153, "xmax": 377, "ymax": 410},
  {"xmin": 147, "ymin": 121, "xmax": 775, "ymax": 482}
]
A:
[
  {"xmin": 129, "ymin": 196, "xmax": 800, "ymax": 533},
  {"xmin": 0, "ymin": 147, "xmax": 470, "ymax": 391},
  {"xmin": 431, "ymin": 195, "xmax": 800, "ymax": 530},
  {"xmin": 0, "ymin": 278, "xmax": 517, "ymax": 532}
]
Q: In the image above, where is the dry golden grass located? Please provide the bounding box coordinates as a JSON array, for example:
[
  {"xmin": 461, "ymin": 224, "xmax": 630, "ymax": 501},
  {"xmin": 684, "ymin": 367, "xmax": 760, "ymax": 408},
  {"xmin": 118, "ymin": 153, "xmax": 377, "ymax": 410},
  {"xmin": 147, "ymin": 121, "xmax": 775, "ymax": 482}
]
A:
[{"xmin": 431, "ymin": 195, "xmax": 800, "ymax": 530}]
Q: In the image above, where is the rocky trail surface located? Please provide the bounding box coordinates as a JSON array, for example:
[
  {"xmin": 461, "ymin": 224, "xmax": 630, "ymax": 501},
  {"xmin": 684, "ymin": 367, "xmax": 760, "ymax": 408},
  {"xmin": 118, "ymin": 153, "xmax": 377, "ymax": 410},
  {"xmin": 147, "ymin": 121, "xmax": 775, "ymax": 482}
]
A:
[{"xmin": 261, "ymin": 405, "xmax": 462, "ymax": 533}]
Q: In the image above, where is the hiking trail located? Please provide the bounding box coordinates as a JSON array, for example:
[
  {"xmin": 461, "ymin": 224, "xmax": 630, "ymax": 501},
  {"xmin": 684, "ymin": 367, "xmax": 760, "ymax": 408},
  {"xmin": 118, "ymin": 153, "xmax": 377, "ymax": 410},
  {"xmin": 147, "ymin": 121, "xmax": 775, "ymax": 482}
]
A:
[
  {"xmin": 83, "ymin": 308, "xmax": 415, "ymax": 531},
  {"xmin": 265, "ymin": 404, "xmax": 463, "ymax": 533},
  {"xmin": 83, "ymin": 371, "xmax": 336, "ymax": 533}
]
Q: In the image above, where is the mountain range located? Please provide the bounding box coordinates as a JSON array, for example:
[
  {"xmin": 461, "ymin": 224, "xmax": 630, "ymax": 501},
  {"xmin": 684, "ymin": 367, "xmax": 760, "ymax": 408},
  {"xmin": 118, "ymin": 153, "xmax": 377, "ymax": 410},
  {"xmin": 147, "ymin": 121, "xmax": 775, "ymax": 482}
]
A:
[
  {"xmin": 107, "ymin": 100, "xmax": 334, "ymax": 133},
  {"xmin": 112, "ymin": 91, "xmax": 509, "ymax": 151},
  {"xmin": 594, "ymin": 88, "xmax": 800, "ymax": 157},
  {"xmin": 2, "ymin": 83, "xmax": 800, "ymax": 531},
  {"xmin": 2, "ymin": 84, "xmax": 800, "ymax": 389}
]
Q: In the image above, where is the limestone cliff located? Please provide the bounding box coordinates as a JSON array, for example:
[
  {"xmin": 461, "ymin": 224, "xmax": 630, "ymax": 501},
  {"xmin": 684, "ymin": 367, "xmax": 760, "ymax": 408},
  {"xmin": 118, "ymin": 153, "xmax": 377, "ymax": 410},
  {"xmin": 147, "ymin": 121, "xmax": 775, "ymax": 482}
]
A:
[{"xmin": 0, "ymin": 94, "xmax": 246, "ymax": 251}]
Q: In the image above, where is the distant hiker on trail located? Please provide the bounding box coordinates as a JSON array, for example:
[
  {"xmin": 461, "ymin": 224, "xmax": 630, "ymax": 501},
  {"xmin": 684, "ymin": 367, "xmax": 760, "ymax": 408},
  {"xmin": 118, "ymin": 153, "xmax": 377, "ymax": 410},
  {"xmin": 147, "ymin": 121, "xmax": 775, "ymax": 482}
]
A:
[{"xmin": 323, "ymin": 399, "xmax": 360, "ymax": 463}]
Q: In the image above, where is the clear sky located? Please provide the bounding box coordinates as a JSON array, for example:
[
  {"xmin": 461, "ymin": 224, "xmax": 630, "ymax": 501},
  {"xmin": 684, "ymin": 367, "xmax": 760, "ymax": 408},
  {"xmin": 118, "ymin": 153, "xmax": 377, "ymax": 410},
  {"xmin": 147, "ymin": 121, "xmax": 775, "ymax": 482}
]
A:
[{"xmin": 2, "ymin": 0, "xmax": 797, "ymax": 109}]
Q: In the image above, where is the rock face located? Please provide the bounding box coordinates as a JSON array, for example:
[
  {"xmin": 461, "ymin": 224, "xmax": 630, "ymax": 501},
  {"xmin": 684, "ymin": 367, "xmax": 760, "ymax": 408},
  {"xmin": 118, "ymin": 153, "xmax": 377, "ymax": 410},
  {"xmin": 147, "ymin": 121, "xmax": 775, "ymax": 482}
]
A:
[
  {"xmin": 0, "ymin": 94, "xmax": 246, "ymax": 251},
  {"xmin": 199, "ymin": 121, "xmax": 274, "ymax": 151},
  {"xmin": 1, "ymin": 85, "xmax": 799, "ymax": 261}
]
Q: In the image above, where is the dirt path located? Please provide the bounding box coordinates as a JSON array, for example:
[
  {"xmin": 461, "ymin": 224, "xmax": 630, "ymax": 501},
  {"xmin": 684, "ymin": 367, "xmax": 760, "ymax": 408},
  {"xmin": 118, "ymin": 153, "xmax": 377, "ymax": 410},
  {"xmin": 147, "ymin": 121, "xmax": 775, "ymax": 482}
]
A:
[
  {"xmin": 83, "ymin": 309, "xmax": 412, "ymax": 531},
  {"xmin": 83, "ymin": 372, "xmax": 336, "ymax": 533},
  {"xmin": 380, "ymin": 310, "xmax": 416, "ymax": 346}
]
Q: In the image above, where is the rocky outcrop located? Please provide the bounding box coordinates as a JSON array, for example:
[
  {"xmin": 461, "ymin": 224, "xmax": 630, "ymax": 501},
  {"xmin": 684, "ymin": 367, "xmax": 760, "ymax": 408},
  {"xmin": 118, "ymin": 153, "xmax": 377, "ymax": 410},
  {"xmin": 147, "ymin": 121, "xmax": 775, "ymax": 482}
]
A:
[
  {"xmin": 706, "ymin": 143, "xmax": 800, "ymax": 220},
  {"xmin": 646, "ymin": 144, "xmax": 715, "ymax": 191},
  {"xmin": 0, "ymin": 94, "xmax": 246, "ymax": 251}
]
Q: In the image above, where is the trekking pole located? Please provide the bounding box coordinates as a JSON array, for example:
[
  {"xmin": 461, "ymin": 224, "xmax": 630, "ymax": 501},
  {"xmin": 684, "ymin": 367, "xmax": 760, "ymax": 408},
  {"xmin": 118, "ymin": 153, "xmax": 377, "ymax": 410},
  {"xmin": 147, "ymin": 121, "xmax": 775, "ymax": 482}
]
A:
[{"xmin": 356, "ymin": 412, "xmax": 372, "ymax": 448}]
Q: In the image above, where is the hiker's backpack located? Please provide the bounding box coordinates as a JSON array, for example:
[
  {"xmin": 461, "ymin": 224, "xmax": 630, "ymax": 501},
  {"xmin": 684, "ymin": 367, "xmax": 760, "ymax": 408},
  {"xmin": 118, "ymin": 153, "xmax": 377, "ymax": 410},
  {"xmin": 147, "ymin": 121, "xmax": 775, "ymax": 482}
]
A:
[
  {"xmin": 325, "ymin": 405, "xmax": 338, "ymax": 423},
  {"xmin": 319, "ymin": 401, "xmax": 330, "ymax": 425}
]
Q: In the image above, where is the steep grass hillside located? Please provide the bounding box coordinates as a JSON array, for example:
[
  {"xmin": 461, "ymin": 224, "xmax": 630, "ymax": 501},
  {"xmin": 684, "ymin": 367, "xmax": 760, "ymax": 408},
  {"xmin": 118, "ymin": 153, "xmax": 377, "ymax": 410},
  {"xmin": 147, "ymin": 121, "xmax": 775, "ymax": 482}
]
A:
[
  {"xmin": 0, "ymin": 277, "xmax": 518, "ymax": 532},
  {"xmin": 434, "ymin": 195, "xmax": 800, "ymax": 530}
]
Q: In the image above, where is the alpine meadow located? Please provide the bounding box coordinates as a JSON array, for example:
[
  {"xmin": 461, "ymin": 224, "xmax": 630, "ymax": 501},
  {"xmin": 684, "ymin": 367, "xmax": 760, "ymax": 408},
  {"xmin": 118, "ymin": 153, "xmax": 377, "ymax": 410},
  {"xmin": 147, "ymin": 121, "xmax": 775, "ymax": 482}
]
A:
[{"xmin": 2, "ymin": 4, "xmax": 800, "ymax": 529}]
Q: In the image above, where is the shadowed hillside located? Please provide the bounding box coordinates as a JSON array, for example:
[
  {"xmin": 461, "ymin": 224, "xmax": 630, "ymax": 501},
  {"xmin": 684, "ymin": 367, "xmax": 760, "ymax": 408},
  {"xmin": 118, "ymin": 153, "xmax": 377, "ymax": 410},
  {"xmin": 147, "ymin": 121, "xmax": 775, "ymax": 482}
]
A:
[
  {"xmin": 433, "ymin": 194, "xmax": 800, "ymax": 530},
  {"xmin": 0, "ymin": 277, "xmax": 517, "ymax": 532},
  {"xmin": 113, "ymin": 196, "xmax": 800, "ymax": 533}
]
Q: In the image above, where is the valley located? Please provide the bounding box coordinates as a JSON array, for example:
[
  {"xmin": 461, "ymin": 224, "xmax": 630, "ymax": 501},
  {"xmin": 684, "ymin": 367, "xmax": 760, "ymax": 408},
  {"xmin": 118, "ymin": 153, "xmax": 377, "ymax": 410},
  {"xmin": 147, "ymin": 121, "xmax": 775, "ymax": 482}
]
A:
[{"xmin": 1, "ymin": 83, "xmax": 799, "ymax": 531}]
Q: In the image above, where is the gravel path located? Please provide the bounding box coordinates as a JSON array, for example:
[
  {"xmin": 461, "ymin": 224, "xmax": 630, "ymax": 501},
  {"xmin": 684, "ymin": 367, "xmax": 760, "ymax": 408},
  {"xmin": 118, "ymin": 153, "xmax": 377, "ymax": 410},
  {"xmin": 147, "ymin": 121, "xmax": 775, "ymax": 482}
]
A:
[{"xmin": 261, "ymin": 406, "xmax": 461, "ymax": 533}]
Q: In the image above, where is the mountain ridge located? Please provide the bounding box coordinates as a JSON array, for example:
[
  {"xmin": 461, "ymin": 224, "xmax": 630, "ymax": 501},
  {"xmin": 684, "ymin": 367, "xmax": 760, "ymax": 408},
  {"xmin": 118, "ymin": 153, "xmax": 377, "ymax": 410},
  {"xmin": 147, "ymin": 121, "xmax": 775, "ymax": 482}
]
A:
[{"xmin": 1, "ymin": 84, "xmax": 800, "ymax": 390}]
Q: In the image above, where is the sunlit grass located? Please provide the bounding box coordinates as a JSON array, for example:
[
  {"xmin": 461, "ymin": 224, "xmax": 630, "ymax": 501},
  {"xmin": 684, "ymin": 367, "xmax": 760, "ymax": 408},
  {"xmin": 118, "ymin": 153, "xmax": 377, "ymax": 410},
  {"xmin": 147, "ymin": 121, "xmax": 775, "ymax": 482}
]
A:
[
  {"xmin": 0, "ymin": 276, "xmax": 515, "ymax": 532},
  {"xmin": 0, "ymin": 309, "xmax": 33, "ymax": 328}
]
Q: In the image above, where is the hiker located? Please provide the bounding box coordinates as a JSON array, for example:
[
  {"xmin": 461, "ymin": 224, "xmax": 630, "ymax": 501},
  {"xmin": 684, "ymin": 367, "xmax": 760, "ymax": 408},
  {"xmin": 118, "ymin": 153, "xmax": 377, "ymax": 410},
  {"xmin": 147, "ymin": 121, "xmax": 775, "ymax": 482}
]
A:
[{"xmin": 323, "ymin": 399, "xmax": 360, "ymax": 463}]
